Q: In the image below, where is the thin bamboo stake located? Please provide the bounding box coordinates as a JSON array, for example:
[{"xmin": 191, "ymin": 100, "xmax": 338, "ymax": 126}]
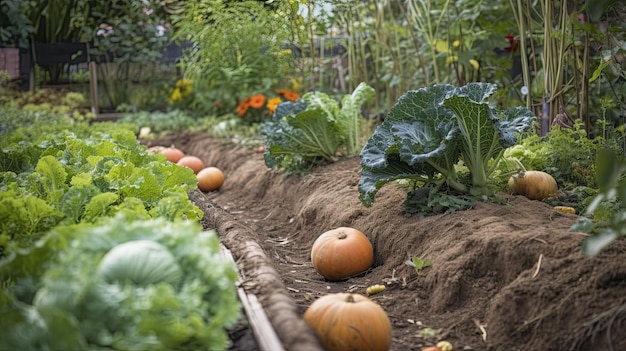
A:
[
  {"xmin": 511, "ymin": 0, "xmax": 531, "ymax": 109},
  {"xmin": 541, "ymin": 0, "xmax": 552, "ymax": 136}
]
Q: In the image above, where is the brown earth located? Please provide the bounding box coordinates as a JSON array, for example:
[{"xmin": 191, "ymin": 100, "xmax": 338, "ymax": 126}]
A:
[{"xmin": 149, "ymin": 132, "xmax": 626, "ymax": 351}]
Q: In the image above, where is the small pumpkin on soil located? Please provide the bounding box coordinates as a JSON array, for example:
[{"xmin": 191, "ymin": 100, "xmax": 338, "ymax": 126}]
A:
[
  {"xmin": 148, "ymin": 146, "xmax": 185, "ymax": 163},
  {"xmin": 508, "ymin": 170, "xmax": 558, "ymax": 200},
  {"xmin": 177, "ymin": 155, "xmax": 205, "ymax": 174},
  {"xmin": 310, "ymin": 227, "xmax": 373, "ymax": 281},
  {"xmin": 197, "ymin": 167, "xmax": 225, "ymax": 192},
  {"xmin": 304, "ymin": 293, "xmax": 392, "ymax": 351}
]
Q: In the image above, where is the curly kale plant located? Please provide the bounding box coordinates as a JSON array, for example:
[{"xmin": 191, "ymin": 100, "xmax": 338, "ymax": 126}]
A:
[{"xmin": 359, "ymin": 83, "xmax": 535, "ymax": 213}]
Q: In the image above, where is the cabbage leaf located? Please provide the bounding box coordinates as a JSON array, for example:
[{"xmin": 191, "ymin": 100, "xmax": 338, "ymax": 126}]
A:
[
  {"xmin": 263, "ymin": 82, "xmax": 375, "ymax": 173},
  {"xmin": 359, "ymin": 82, "xmax": 535, "ymax": 211}
]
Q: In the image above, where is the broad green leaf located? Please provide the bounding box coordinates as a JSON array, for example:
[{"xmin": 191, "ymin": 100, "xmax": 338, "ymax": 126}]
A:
[
  {"xmin": 582, "ymin": 230, "xmax": 618, "ymax": 256},
  {"xmin": 595, "ymin": 149, "xmax": 625, "ymax": 192},
  {"xmin": 0, "ymin": 192, "xmax": 63, "ymax": 245},
  {"xmin": 411, "ymin": 257, "xmax": 432, "ymax": 270},
  {"xmin": 83, "ymin": 192, "xmax": 119, "ymax": 222},
  {"xmin": 0, "ymin": 304, "xmax": 88, "ymax": 351},
  {"xmin": 587, "ymin": 0, "xmax": 620, "ymax": 22},
  {"xmin": 58, "ymin": 185, "xmax": 100, "ymax": 224},
  {"xmin": 278, "ymin": 109, "xmax": 342, "ymax": 160},
  {"xmin": 150, "ymin": 193, "xmax": 204, "ymax": 221},
  {"xmin": 340, "ymin": 82, "xmax": 376, "ymax": 155},
  {"xmin": 157, "ymin": 162, "xmax": 199, "ymax": 192},
  {"xmin": 106, "ymin": 163, "xmax": 160, "ymax": 203},
  {"xmin": 263, "ymin": 84, "xmax": 374, "ymax": 173},
  {"xmin": 70, "ymin": 173, "xmax": 93, "ymax": 187},
  {"xmin": 35, "ymin": 155, "xmax": 68, "ymax": 205}
]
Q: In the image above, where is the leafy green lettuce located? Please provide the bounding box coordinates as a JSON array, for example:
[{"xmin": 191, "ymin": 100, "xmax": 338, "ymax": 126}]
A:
[
  {"xmin": 359, "ymin": 83, "xmax": 535, "ymax": 211},
  {"xmin": 0, "ymin": 215, "xmax": 241, "ymax": 350},
  {"xmin": 1, "ymin": 129, "xmax": 202, "ymax": 257}
]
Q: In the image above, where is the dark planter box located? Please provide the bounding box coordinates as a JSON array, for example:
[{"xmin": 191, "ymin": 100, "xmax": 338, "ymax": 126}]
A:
[
  {"xmin": 34, "ymin": 42, "xmax": 89, "ymax": 65},
  {"xmin": 33, "ymin": 41, "xmax": 194, "ymax": 65}
]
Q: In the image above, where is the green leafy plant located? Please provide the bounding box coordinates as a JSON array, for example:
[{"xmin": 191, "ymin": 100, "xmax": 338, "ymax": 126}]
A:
[
  {"xmin": 571, "ymin": 149, "xmax": 626, "ymax": 256},
  {"xmin": 404, "ymin": 255, "xmax": 432, "ymax": 273},
  {"xmin": 0, "ymin": 127, "xmax": 201, "ymax": 257},
  {"xmin": 0, "ymin": 107, "xmax": 138, "ymax": 148},
  {"xmin": 0, "ymin": 215, "xmax": 241, "ymax": 350},
  {"xmin": 174, "ymin": 0, "xmax": 297, "ymax": 116},
  {"xmin": 119, "ymin": 109, "xmax": 203, "ymax": 136},
  {"xmin": 0, "ymin": 89, "xmax": 94, "ymax": 121},
  {"xmin": 501, "ymin": 122, "xmax": 623, "ymax": 190},
  {"xmin": 262, "ymin": 82, "xmax": 375, "ymax": 173},
  {"xmin": 359, "ymin": 82, "xmax": 535, "ymax": 213},
  {"xmin": 312, "ymin": 0, "xmax": 521, "ymax": 115},
  {"xmin": 0, "ymin": 0, "xmax": 35, "ymax": 47}
]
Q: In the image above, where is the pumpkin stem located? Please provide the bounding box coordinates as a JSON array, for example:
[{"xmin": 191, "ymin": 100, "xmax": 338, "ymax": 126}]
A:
[
  {"xmin": 345, "ymin": 294, "xmax": 356, "ymax": 303},
  {"xmin": 337, "ymin": 232, "xmax": 348, "ymax": 240}
]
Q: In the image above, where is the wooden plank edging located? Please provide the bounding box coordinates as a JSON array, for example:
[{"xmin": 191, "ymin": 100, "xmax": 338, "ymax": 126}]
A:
[
  {"xmin": 192, "ymin": 192, "xmax": 324, "ymax": 351},
  {"xmin": 220, "ymin": 244, "xmax": 285, "ymax": 351}
]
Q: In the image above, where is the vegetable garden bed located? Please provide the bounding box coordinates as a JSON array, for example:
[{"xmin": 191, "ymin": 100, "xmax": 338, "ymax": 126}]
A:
[
  {"xmin": 198, "ymin": 195, "xmax": 324, "ymax": 351},
  {"xmin": 152, "ymin": 131, "xmax": 626, "ymax": 351}
]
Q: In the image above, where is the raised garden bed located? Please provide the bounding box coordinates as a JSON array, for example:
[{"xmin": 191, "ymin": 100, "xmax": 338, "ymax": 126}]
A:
[{"xmin": 151, "ymin": 131, "xmax": 626, "ymax": 351}]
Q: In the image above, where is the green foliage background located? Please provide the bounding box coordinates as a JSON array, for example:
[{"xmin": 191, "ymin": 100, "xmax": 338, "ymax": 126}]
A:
[{"xmin": 174, "ymin": 0, "xmax": 299, "ymax": 114}]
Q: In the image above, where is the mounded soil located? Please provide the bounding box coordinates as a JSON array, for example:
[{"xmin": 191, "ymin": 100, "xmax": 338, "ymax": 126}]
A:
[{"xmin": 150, "ymin": 132, "xmax": 626, "ymax": 351}]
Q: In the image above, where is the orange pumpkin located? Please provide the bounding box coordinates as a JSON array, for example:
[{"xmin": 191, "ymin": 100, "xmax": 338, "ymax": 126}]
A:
[
  {"xmin": 197, "ymin": 167, "xmax": 224, "ymax": 192},
  {"xmin": 311, "ymin": 227, "xmax": 373, "ymax": 281},
  {"xmin": 147, "ymin": 146, "xmax": 185, "ymax": 163},
  {"xmin": 304, "ymin": 293, "xmax": 392, "ymax": 351},
  {"xmin": 147, "ymin": 146, "xmax": 165, "ymax": 155},
  {"xmin": 176, "ymin": 155, "xmax": 205, "ymax": 174},
  {"xmin": 508, "ymin": 170, "xmax": 558, "ymax": 200},
  {"xmin": 160, "ymin": 147, "xmax": 185, "ymax": 163}
]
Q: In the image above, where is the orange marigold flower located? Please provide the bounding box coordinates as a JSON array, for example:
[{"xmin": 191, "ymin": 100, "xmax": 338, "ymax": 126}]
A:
[
  {"xmin": 248, "ymin": 94, "xmax": 266, "ymax": 109},
  {"xmin": 266, "ymin": 97, "xmax": 282, "ymax": 114},
  {"xmin": 277, "ymin": 89, "xmax": 300, "ymax": 102},
  {"xmin": 237, "ymin": 104, "xmax": 248, "ymax": 117},
  {"xmin": 237, "ymin": 97, "xmax": 251, "ymax": 117}
]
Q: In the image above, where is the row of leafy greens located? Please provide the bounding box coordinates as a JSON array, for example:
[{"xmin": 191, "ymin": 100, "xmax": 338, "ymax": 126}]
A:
[
  {"xmin": 262, "ymin": 82, "xmax": 375, "ymax": 173},
  {"xmin": 0, "ymin": 128, "xmax": 203, "ymax": 257},
  {"xmin": 0, "ymin": 215, "xmax": 240, "ymax": 350},
  {"xmin": 358, "ymin": 82, "xmax": 536, "ymax": 213},
  {"xmin": 1, "ymin": 112, "xmax": 241, "ymax": 350}
]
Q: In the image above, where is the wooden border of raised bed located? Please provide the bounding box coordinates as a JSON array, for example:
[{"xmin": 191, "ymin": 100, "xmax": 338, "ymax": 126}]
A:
[{"xmin": 192, "ymin": 192, "xmax": 324, "ymax": 351}]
